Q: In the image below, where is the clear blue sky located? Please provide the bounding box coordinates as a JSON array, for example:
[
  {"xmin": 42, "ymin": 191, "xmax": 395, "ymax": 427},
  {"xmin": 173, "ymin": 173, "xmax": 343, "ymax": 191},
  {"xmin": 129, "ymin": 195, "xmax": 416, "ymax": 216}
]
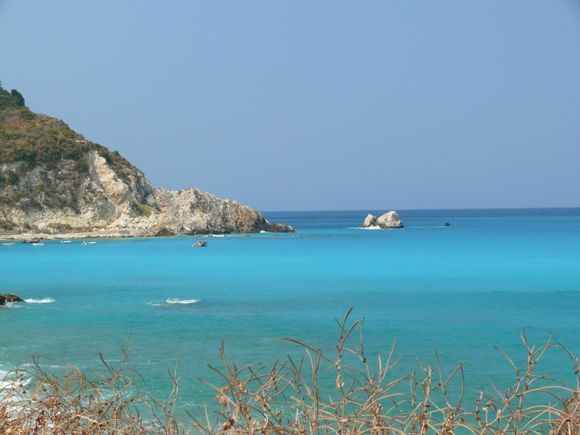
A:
[{"xmin": 1, "ymin": 0, "xmax": 579, "ymax": 211}]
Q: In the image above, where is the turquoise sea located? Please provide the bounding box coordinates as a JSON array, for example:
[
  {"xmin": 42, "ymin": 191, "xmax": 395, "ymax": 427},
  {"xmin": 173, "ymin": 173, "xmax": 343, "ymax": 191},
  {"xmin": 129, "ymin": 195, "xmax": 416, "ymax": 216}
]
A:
[{"xmin": 1, "ymin": 208, "xmax": 579, "ymax": 413}]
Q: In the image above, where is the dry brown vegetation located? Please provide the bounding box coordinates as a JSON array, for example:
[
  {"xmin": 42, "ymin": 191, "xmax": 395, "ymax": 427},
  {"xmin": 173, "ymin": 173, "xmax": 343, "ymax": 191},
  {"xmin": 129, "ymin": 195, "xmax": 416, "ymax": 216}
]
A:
[
  {"xmin": 0, "ymin": 350, "xmax": 180, "ymax": 434},
  {"xmin": 1, "ymin": 309, "xmax": 578, "ymax": 434}
]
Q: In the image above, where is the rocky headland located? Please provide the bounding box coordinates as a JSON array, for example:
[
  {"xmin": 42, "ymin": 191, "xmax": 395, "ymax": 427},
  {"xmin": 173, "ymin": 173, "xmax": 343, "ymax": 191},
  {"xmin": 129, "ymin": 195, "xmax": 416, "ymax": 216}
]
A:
[
  {"xmin": 0, "ymin": 86, "xmax": 293, "ymax": 239},
  {"xmin": 362, "ymin": 211, "xmax": 403, "ymax": 229}
]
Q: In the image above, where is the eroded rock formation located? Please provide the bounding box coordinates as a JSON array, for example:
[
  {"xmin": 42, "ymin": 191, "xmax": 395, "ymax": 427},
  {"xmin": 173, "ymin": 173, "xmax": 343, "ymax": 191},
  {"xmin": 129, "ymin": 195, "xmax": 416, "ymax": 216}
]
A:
[
  {"xmin": 0, "ymin": 86, "xmax": 293, "ymax": 238},
  {"xmin": 362, "ymin": 211, "xmax": 403, "ymax": 229}
]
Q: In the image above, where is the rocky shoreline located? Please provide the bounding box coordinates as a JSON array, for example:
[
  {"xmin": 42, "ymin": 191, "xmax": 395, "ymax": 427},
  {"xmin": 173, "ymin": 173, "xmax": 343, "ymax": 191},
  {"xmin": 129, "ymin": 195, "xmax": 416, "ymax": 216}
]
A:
[
  {"xmin": 0, "ymin": 227, "xmax": 288, "ymax": 241},
  {"xmin": 0, "ymin": 87, "xmax": 293, "ymax": 238},
  {"xmin": 1, "ymin": 149, "xmax": 294, "ymax": 239}
]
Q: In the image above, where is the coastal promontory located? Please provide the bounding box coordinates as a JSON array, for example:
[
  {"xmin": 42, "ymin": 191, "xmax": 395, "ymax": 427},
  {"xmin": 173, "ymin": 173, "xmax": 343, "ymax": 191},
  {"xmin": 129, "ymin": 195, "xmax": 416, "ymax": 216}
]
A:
[{"xmin": 0, "ymin": 86, "xmax": 293, "ymax": 238}]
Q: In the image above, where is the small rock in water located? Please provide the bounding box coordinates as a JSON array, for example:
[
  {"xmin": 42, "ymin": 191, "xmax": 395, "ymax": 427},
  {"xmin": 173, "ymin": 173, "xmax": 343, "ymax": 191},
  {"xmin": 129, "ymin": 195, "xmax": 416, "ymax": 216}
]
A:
[
  {"xmin": 192, "ymin": 241, "xmax": 208, "ymax": 248},
  {"xmin": 444, "ymin": 222, "xmax": 451, "ymax": 227},
  {"xmin": 2, "ymin": 294, "xmax": 24, "ymax": 302},
  {"xmin": 362, "ymin": 211, "xmax": 403, "ymax": 228},
  {"xmin": 362, "ymin": 214, "xmax": 377, "ymax": 227},
  {"xmin": 0, "ymin": 293, "xmax": 24, "ymax": 306}
]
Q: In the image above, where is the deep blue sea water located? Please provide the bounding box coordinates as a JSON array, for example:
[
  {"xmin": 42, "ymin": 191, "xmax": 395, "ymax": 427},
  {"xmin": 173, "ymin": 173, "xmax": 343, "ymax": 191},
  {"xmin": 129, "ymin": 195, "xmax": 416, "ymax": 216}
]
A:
[{"xmin": 1, "ymin": 208, "xmax": 579, "ymax": 413}]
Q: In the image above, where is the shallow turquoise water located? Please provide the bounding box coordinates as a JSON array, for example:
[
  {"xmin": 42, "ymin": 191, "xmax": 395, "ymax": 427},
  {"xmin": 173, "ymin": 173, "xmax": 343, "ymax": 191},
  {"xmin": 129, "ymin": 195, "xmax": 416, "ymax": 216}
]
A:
[{"xmin": 1, "ymin": 209, "xmax": 579, "ymax": 412}]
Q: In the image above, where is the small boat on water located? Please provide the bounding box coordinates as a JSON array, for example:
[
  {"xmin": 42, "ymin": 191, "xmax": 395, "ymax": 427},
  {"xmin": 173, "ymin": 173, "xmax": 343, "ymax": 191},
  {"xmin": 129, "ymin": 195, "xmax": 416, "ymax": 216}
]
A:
[
  {"xmin": 1, "ymin": 242, "xmax": 15, "ymax": 246},
  {"xmin": 32, "ymin": 242, "xmax": 44, "ymax": 246},
  {"xmin": 23, "ymin": 238, "xmax": 42, "ymax": 244},
  {"xmin": 82, "ymin": 241, "xmax": 97, "ymax": 245},
  {"xmin": 192, "ymin": 241, "xmax": 207, "ymax": 248},
  {"xmin": 60, "ymin": 240, "xmax": 72, "ymax": 244}
]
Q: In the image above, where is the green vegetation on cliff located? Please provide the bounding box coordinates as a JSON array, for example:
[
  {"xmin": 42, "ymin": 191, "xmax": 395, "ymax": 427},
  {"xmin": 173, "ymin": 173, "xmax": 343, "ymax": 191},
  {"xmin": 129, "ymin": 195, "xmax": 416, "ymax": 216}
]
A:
[
  {"xmin": 0, "ymin": 84, "xmax": 137, "ymax": 186},
  {"xmin": 0, "ymin": 86, "xmax": 25, "ymax": 110},
  {"xmin": 0, "ymin": 83, "xmax": 154, "ymax": 224},
  {"xmin": 1, "ymin": 85, "xmax": 87, "ymax": 167}
]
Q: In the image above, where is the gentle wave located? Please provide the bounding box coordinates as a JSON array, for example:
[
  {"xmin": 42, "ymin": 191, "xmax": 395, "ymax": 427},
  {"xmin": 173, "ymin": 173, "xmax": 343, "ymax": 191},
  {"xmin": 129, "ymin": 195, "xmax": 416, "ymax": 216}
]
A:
[
  {"xmin": 146, "ymin": 298, "xmax": 200, "ymax": 307},
  {"xmin": 24, "ymin": 298, "xmax": 55, "ymax": 304},
  {"xmin": 0, "ymin": 369, "xmax": 32, "ymax": 394},
  {"xmin": 166, "ymin": 298, "xmax": 199, "ymax": 305},
  {"xmin": 0, "ymin": 377, "xmax": 31, "ymax": 391}
]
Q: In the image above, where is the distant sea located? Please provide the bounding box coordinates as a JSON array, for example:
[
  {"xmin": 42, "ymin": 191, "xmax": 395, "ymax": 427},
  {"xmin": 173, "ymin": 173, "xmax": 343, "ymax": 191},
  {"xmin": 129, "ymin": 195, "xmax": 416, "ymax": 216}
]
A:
[{"xmin": 1, "ymin": 208, "xmax": 579, "ymax": 412}]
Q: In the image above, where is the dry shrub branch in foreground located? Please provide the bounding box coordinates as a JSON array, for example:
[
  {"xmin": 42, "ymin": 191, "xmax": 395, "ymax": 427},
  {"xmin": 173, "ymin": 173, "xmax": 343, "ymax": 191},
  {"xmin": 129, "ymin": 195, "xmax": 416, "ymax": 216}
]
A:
[{"xmin": 2, "ymin": 309, "xmax": 579, "ymax": 434}]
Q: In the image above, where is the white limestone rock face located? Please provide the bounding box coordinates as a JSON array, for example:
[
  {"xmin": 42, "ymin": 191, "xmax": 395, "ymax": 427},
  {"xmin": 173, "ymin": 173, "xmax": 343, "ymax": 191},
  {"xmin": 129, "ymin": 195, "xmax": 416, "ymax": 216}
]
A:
[
  {"xmin": 149, "ymin": 188, "xmax": 292, "ymax": 235},
  {"xmin": 362, "ymin": 214, "xmax": 377, "ymax": 227},
  {"xmin": 92, "ymin": 152, "xmax": 132, "ymax": 207},
  {"xmin": 362, "ymin": 211, "xmax": 403, "ymax": 229},
  {"xmin": 0, "ymin": 149, "xmax": 293, "ymax": 238},
  {"xmin": 376, "ymin": 210, "xmax": 403, "ymax": 228}
]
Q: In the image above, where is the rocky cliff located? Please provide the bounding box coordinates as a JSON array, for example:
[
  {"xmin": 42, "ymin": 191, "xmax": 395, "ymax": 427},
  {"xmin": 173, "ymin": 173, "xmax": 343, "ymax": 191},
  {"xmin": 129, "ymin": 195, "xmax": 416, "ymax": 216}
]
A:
[{"xmin": 0, "ymin": 86, "xmax": 293, "ymax": 238}]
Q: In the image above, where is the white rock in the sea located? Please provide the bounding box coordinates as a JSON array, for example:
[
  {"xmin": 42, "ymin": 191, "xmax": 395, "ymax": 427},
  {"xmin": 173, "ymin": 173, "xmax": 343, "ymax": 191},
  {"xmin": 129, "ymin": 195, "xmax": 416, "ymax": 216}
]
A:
[
  {"xmin": 362, "ymin": 214, "xmax": 377, "ymax": 227},
  {"xmin": 362, "ymin": 211, "xmax": 403, "ymax": 229},
  {"xmin": 376, "ymin": 210, "xmax": 403, "ymax": 228}
]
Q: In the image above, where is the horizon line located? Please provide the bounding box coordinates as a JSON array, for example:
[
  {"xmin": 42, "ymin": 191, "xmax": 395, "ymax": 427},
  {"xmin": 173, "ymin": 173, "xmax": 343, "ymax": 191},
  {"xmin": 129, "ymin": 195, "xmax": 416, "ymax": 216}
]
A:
[{"xmin": 261, "ymin": 205, "xmax": 580, "ymax": 213}]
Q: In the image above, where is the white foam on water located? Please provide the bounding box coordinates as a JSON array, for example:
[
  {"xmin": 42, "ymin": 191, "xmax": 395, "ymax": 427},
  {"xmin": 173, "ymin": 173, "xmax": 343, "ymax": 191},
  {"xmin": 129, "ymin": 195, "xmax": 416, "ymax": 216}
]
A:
[
  {"xmin": 259, "ymin": 230, "xmax": 268, "ymax": 233},
  {"xmin": 0, "ymin": 377, "xmax": 31, "ymax": 391},
  {"xmin": 24, "ymin": 298, "xmax": 55, "ymax": 304},
  {"xmin": 166, "ymin": 298, "xmax": 199, "ymax": 305},
  {"xmin": 353, "ymin": 225, "xmax": 382, "ymax": 230},
  {"xmin": 146, "ymin": 299, "xmax": 200, "ymax": 307},
  {"xmin": 0, "ymin": 368, "xmax": 32, "ymax": 399},
  {"xmin": 1, "ymin": 243, "xmax": 15, "ymax": 246}
]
